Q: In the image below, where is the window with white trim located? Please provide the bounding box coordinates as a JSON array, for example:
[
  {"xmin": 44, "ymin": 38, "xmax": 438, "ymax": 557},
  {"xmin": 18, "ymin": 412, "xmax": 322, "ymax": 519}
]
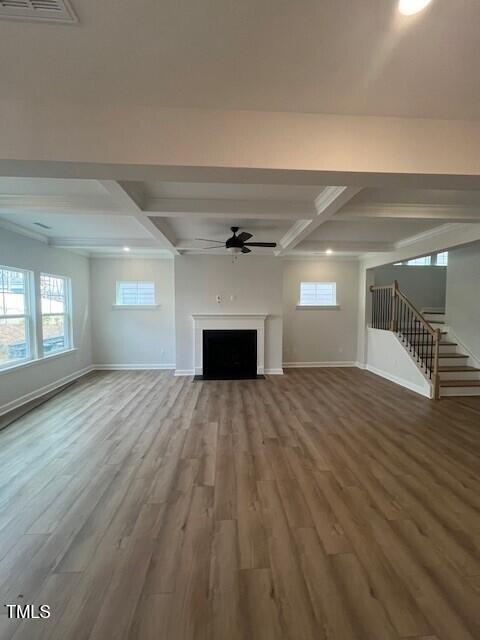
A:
[
  {"xmin": 435, "ymin": 251, "xmax": 448, "ymax": 266},
  {"xmin": 0, "ymin": 267, "xmax": 34, "ymax": 368},
  {"xmin": 407, "ymin": 255, "xmax": 432, "ymax": 266},
  {"xmin": 40, "ymin": 273, "xmax": 72, "ymax": 355},
  {"xmin": 116, "ymin": 281, "xmax": 156, "ymax": 306},
  {"xmin": 299, "ymin": 282, "xmax": 337, "ymax": 306}
]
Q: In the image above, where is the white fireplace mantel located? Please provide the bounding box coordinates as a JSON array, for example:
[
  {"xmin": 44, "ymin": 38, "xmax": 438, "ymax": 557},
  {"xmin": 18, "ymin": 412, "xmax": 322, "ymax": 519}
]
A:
[{"xmin": 192, "ymin": 313, "xmax": 268, "ymax": 375}]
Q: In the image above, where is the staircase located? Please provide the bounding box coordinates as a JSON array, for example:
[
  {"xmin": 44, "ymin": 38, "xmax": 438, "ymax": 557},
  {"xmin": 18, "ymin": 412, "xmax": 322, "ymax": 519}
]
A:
[
  {"xmin": 421, "ymin": 310, "xmax": 480, "ymax": 398},
  {"xmin": 370, "ymin": 282, "xmax": 480, "ymax": 399}
]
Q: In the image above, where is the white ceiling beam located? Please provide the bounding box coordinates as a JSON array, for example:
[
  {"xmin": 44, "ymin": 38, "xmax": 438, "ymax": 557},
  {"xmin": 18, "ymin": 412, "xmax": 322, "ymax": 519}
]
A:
[
  {"xmin": 276, "ymin": 186, "xmax": 361, "ymax": 255},
  {"xmin": 290, "ymin": 240, "xmax": 394, "ymax": 253},
  {"xmin": 0, "ymin": 195, "xmax": 130, "ymax": 216},
  {"xmin": 145, "ymin": 198, "xmax": 315, "ymax": 220},
  {"xmin": 335, "ymin": 203, "xmax": 480, "ymax": 223},
  {"xmin": 99, "ymin": 181, "xmax": 179, "ymax": 255},
  {"xmin": 49, "ymin": 238, "xmax": 160, "ymax": 249}
]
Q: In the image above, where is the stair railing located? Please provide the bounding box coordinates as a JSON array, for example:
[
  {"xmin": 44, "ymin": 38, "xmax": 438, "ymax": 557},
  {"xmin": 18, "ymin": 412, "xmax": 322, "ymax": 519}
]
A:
[{"xmin": 369, "ymin": 281, "xmax": 441, "ymax": 399}]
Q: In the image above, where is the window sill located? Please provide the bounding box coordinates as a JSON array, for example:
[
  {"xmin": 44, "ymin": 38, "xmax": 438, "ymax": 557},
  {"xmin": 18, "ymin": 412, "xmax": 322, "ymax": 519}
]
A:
[
  {"xmin": 0, "ymin": 348, "xmax": 77, "ymax": 375},
  {"xmin": 112, "ymin": 304, "xmax": 160, "ymax": 310},
  {"xmin": 296, "ymin": 305, "xmax": 340, "ymax": 310}
]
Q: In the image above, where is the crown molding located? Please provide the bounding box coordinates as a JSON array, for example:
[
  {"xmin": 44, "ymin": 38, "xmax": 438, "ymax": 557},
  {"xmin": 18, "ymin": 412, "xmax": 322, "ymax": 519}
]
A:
[
  {"xmin": 0, "ymin": 218, "xmax": 48, "ymax": 243},
  {"xmin": 395, "ymin": 223, "xmax": 468, "ymax": 249}
]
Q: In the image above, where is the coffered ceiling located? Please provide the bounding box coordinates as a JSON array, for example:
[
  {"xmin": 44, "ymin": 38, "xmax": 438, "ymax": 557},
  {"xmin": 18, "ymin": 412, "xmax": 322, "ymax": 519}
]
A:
[{"xmin": 1, "ymin": 176, "xmax": 480, "ymax": 260}]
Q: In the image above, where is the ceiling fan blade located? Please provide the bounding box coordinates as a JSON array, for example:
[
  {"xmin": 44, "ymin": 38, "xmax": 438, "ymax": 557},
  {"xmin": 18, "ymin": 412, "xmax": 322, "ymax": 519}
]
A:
[
  {"xmin": 202, "ymin": 245, "xmax": 225, "ymax": 249},
  {"xmin": 243, "ymin": 242, "xmax": 277, "ymax": 247},
  {"xmin": 241, "ymin": 247, "xmax": 251, "ymax": 253},
  {"xmin": 195, "ymin": 238, "xmax": 224, "ymax": 243},
  {"xmin": 237, "ymin": 231, "xmax": 253, "ymax": 242}
]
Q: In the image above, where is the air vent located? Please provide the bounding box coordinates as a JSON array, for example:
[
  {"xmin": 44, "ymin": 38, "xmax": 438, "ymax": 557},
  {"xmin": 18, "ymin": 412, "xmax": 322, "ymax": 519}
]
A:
[
  {"xmin": 34, "ymin": 222, "xmax": 52, "ymax": 229},
  {"xmin": 0, "ymin": 0, "xmax": 77, "ymax": 24}
]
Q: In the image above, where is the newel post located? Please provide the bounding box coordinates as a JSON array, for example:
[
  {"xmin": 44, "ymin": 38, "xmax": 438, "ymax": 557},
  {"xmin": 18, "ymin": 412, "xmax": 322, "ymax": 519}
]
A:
[
  {"xmin": 433, "ymin": 327, "xmax": 441, "ymax": 400},
  {"xmin": 390, "ymin": 280, "xmax": 399, "ymax": 332}
]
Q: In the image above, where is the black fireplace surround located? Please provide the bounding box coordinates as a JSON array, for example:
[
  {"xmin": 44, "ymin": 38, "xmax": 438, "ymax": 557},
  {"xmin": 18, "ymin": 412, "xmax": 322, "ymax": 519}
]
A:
[{"xmin": 200, "ymin": 329, "xmax": 258, "ymax": 380}]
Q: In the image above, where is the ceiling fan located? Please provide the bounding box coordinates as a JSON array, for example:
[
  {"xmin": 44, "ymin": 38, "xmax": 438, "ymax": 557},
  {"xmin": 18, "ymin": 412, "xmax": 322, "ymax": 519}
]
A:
[{"xmin": 196, "ymin": 227, "xmax": 277, "ymax": 254}]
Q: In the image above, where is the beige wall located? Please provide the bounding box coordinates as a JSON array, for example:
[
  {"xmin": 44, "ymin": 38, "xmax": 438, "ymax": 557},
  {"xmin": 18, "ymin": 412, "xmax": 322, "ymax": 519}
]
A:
[
  {"xmin": 174, "ymin": 255, "xmax": 283, "ymax": 373},
  {"xmin": 283, "ymin": 259, "xmax": 359, "ymax": 365},
  {"xmin": 445, "ymin": 242, "xmax": 480, "ymax": 362},
  {"xmin": 90, "ymin": 257, "xmax": 175, "ymax": 367},
  {"xmin": 374, "ymin": 264, "xmax": 447, "ymax": 310}
]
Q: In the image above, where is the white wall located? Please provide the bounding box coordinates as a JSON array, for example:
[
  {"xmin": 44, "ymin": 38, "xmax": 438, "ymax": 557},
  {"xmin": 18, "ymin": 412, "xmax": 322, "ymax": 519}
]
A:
[
  {"xmin": 374, "ymin": 264, "xmax": 447, "ymax": 310},
  {"xmin": 356, "ymin": 266, "xmax": 374, "ymax": 366},
  {"xmin": 283, "ymin": 259, "xmax": 359, "ymax": 365},
  {"xmin": 358, "ymin": 223, "xmax": 480, "ymax": 368},
  {"xmin": 174, "ymin": 255, "xmax": 283, "ymax": 374},
  {"xmin": 90, "ymin": 258, "xmax": 175, "ymax": 368},
  {"xmin": 366, "ymin": 328, "xmax": 431, "ymax": 398},
  {"xmin": 0, "ymin": 227, "xmax": 92, "ymax": 413},
  {"xmin": 445, "ymin": 242, "xmax": 480, "ymax": 362}
]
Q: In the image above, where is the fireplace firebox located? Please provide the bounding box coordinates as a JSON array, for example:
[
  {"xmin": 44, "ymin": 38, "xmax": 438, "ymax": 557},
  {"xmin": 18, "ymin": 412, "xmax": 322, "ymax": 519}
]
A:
[{"xmin": 201, "ymin": 329, "xmax": 258, "ymax": 380}]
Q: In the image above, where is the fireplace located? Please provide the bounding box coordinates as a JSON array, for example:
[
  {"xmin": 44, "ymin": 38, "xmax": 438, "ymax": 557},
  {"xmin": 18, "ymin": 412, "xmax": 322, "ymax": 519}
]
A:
[
  {"xmin": 191, "ymin": 314, "xmax": 268, "ymax": 378},
  {"xmin": 202, "ymin": 329, "xmax": 257, "ymax": 380}
]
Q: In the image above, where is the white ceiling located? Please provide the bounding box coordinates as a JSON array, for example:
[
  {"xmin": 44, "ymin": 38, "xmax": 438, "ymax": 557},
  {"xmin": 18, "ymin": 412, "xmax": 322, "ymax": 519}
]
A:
[
  {"xmin": 1, "ymin": 4, "xmax": 479, "ymax": 257},
  {"xmin": 306, "ymin": 219, "xmax": 440, "ymax": 244},
  {"xmin": 1, "ymin": 176, "xmax": 480, "ymax": 259},
  {"xmin": 0, "ymin": 1, "xmax": 479, "ymax": 120},
  {"xmin": 0, "ymin": 211, "xmax": 148, "ymax": 239}
]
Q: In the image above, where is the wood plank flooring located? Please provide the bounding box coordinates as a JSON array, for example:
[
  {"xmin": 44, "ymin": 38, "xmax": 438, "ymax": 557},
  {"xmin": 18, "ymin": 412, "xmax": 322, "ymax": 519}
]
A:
[{"xmin": 0, "ymin": 368, "xmax": 479, "ymax": 640}]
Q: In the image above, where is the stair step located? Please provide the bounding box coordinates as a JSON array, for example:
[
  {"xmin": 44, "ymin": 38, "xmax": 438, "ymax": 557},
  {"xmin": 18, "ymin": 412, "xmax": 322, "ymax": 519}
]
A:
[
  {"xmin": 413, "ymin": 342, "xmax": 457, "ymax": 346},
  {"xmin": 439, "ymin": 366, "xmax": 480, "ymax": 372},
  {"xmin": 406, "ymin": 331, "xmax": 448, "ymax": 335},
  {"xmin": 440, "ymin": 380, "xmax": 480, "ymax": 388},
  {"xmin": 423, "ymin": 311, "xmax": 445, "ymax": 315},
  {"xmin": 439, "ymin": 353, "xmax": 468, "ymax": 359}
]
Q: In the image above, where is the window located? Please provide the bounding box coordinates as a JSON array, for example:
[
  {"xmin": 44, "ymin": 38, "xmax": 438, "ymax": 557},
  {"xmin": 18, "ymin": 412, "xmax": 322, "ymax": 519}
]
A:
[
  {"xmin": 116, "ymin": 281, "xmax": 156, "ymax": 306},
  {"xmin": 435, "ymin": 251, "xmax": 448, "ymax": 266},
  {"xmin": 40, "ymin": 274, "xmax": 72, "ymax": 355},
  {"xmin": 299, "ymin": 282, "xmax": 337, "ymax": 307},
  {"xmin": 407, "ymin": 255, "xmax": 432, "ymax": 266},
  {"xmin": 0, "ymin": 267, "xmax": 33, "ymax": 368}
]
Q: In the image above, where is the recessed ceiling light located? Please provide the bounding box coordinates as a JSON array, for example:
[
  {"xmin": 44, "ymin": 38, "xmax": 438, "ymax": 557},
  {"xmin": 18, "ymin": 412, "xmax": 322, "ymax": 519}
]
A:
[
  {"xmin": 123, "ymin": 246, "xmax": 130, "ymax": 252},
  {"xmin": 326, "ymin": 248, "xmax": 333, "ymax": 255},
  {"xmin": 398, "ymin": 0, "xmax": 433, "ymax": 16}
]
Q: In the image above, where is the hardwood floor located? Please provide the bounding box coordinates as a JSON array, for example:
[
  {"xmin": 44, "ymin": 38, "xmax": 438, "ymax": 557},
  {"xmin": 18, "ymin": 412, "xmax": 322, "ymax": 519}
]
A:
[{"xmin": 0, "ymin": 368, "xmax": 479, "ymax": 640}]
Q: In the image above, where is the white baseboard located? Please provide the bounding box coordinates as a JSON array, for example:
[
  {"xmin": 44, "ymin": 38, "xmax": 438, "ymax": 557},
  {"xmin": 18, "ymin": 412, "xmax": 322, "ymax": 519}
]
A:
[
  {"xmin": 0, "ymin": 365, "xmax": 95, "ymax": 417},
  {"xmin": 95, "ymin": 364, "xmax": 175, "ymax": 371},
  {"xmin": 175, "ymin": 369, "xmax": 195, "ymax": 376},
  {"xmin": 264, "ymin": 368, "xmax": 284, "ymax": 375},
  {"xmin": 283, "ymin": 361, "xmax": 356, "ymax": 368},
  {"xmin": 365, "ymin": 364, "xmax": 432, "ymax": 398}
]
